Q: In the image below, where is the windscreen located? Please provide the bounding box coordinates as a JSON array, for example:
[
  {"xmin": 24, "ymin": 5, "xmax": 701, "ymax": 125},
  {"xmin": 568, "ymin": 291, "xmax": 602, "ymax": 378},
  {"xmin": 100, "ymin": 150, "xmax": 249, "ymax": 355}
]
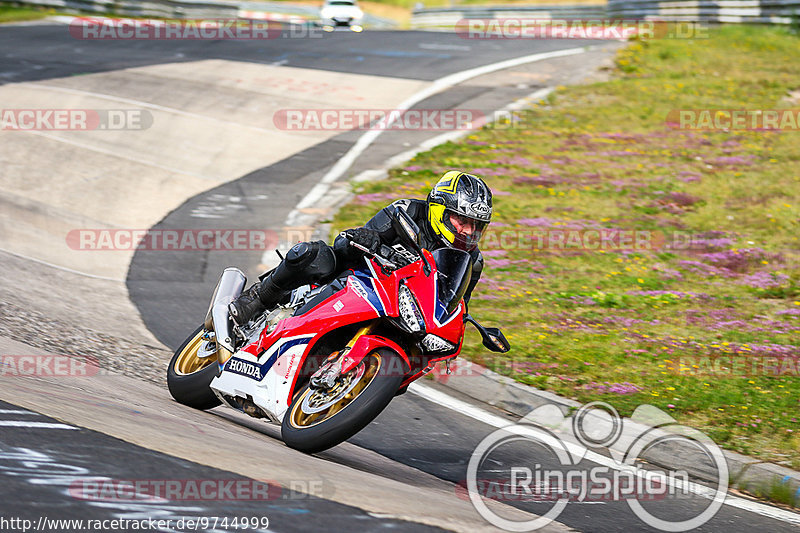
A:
[{"xmin": 432, "ymin": 248, "xmax": 473, "ymax": 315}]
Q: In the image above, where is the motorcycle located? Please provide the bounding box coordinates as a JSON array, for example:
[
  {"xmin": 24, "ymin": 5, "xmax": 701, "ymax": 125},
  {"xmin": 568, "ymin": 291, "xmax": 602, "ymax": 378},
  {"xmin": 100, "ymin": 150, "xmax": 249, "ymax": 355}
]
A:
[{"xmin": 167, "ymin": 207, "xmax": 510, "ymax": 454}]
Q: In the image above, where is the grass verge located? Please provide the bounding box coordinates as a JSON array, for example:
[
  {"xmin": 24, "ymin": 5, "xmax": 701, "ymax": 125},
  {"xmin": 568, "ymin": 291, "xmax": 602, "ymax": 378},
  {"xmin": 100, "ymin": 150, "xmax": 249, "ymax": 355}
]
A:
[
  {"xmin": 332, "ymin": 25, "xmax": 800, "ymax": 476},
  {"xmin": 0, "ymin": 3, "xmax": 54, "ymax": 23}
]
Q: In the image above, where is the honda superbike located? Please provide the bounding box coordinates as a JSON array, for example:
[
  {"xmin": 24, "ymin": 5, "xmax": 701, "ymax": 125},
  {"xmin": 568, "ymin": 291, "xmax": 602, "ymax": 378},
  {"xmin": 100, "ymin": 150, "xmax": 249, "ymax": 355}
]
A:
[{"xmin": 167, "ymin": 208, "xmax": 510, "ymax": 453}]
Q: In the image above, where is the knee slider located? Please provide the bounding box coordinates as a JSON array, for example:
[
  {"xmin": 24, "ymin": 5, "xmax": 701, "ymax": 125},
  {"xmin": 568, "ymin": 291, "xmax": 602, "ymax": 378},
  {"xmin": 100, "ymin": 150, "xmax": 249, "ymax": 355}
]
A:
[
  {"xmin": 284, "ymin": 241, "xmax": 336, "ymax": 283},
  {"xmin": 306, "ymin": 242, "xmax": 337, "ymax": 282},
  {"xmin": 285, "ymin": 241, "xmax": 320, "ymax": 268}
]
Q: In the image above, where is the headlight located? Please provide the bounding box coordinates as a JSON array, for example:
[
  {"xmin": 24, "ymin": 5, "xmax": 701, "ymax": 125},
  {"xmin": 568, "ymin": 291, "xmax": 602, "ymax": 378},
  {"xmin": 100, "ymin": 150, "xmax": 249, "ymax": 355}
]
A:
[
  {"xmin": 420, "ymin": 334, "xmax": 455, "ymax": 353},
  {"xmin": 397, "ymin": 284, "xmax": 425, "ymax": 333}
]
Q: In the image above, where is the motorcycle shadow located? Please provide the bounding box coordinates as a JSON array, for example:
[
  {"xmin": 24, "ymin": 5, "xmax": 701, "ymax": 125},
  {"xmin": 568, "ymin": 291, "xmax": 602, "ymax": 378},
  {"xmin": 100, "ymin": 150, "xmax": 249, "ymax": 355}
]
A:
[{"xmin": 208, "ymin": 408, "xmax": 284, "ymax": 441}]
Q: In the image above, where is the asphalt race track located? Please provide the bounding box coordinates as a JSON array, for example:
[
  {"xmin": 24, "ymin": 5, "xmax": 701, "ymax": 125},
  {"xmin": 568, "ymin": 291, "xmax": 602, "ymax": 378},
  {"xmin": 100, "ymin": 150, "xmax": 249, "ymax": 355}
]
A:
[
  {"xmin": 1, "ymin": 19, "xmax": 799, "ymax": 533},
  {"xmin": 0, "ymin": 399, "xmax": 444, "ymax": 533}
]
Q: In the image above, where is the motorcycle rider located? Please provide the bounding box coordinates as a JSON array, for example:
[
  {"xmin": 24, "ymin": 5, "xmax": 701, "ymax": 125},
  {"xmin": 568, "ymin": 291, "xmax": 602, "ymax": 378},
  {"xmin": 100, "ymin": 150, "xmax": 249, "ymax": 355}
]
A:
[{"xmin": 228, "ymin": 170, "xmax": 493, "ymax": 326}]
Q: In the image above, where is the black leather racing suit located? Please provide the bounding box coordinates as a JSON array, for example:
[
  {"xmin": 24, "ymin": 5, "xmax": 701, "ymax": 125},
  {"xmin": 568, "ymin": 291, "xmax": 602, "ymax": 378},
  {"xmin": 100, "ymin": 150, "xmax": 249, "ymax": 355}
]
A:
[
  {"xmin": 242, "ymin": 198, "xmax": 486, "ymax": 320},
  {"xmin": 333, "ymin": 199, "xmax": 485, "ymax": 303}
]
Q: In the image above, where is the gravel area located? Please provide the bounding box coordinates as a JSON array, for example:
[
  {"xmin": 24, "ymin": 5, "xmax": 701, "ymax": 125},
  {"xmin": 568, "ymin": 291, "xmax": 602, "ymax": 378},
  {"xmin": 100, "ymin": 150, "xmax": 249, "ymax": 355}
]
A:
[
  {"xmin": 0, "ymin": 250, "xmax": 172, "ymax": 385},
  {"xmin": 0, "ymin": 299, "xmax": 171, "ymax": 385}
]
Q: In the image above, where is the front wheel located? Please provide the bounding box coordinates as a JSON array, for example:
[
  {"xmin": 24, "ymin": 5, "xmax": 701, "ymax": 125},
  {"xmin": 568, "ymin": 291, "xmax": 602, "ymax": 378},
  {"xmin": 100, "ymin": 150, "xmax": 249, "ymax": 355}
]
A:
[
  {"xmin": 167, "ymin": 325, "xmax": 222, "ymax": 410},
  {"xmin": 281, "ymin": 348, "xmax": 404, "ymax": 454}
]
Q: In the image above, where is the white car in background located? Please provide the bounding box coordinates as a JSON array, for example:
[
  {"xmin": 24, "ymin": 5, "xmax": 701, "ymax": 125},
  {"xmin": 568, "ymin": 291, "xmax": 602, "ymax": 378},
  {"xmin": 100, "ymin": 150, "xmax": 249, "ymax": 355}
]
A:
[{"xmin": 319, "ymin": 0, "xmax": 364, "ymax": 31}]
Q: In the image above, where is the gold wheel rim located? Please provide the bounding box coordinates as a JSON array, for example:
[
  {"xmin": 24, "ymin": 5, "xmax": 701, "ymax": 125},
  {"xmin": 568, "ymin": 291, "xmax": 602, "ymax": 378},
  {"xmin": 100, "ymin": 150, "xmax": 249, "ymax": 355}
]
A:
[
  {"xmin": 174, "ymin": 330, "xmax": 216, "ymax": 375},
  {"xmin": 289, "ymin": 352, "xmax": 382, "ymax": 429}
]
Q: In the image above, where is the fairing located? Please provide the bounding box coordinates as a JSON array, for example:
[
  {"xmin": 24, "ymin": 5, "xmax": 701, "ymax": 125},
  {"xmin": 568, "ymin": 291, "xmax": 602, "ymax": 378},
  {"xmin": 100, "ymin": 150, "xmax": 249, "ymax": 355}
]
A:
[{"xmin": 210, "ymin": 249, "xmax": 468, "ymax": 422}]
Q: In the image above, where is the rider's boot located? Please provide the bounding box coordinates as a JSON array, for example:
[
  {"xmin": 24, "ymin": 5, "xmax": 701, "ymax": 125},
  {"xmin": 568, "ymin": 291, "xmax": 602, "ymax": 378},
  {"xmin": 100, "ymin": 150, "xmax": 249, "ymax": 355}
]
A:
[
  {"xmin": 228, "ymin": 241, "xmax": 337, "ymax": 326},
  {"xmin": 228, "ymin": 276, "xmax": 282, "ymax": 326}
]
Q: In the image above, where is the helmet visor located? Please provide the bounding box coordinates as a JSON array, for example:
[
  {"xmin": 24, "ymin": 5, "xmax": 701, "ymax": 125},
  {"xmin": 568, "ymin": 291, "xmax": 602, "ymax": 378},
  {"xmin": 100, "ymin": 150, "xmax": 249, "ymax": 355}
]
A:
[{"xmin": 443, "ymin": 211, "xmax": 487, "ymax": 252}]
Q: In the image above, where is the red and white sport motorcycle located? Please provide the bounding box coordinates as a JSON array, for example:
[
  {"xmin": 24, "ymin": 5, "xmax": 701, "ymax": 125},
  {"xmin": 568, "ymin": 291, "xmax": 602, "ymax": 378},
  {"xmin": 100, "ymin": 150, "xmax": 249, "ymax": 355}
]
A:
[{"xmin": 167, "ymin": 208, "xmax": 509, "ymax": 453}]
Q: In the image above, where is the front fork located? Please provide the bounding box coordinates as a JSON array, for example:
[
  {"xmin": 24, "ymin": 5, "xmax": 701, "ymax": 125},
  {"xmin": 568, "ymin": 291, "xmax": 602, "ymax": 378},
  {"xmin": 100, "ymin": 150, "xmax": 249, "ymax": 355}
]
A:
[
  {"xmin": 203, "ymin": 330, "xmax": 233, "ymax": 368},
  {"xmin": 310, "ymin": 324, "xmax": 372, "ymax": 390}
]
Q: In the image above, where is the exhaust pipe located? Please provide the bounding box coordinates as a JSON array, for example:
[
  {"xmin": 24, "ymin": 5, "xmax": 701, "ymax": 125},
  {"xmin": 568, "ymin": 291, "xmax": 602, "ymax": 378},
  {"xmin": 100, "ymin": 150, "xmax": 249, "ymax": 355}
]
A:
[{"xmin": 204, "ymin": 268, "xmax": 246, "ymax": 353}]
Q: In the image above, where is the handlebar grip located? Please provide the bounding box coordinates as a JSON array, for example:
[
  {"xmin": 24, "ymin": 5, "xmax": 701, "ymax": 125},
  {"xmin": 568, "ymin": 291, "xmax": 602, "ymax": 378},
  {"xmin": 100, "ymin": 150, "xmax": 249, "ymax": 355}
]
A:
[
  {"xmin": 342, "ymin": 233, "xmax": 402, "ymax": 271},
  {"xmin": 349, "ymin": 241, "xmax": 371, "ymax": 254}
]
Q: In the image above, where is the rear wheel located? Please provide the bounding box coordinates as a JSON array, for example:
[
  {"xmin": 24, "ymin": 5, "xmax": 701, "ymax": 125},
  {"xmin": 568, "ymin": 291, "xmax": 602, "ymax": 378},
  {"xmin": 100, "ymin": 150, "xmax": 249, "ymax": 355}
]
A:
[
  {"xmin": 281, "ymin": 348, "xmax": 404, "ymax": 454},
  {"xmin": 167, "ymin": 325, "xmax": 222, "ymax": 410}
]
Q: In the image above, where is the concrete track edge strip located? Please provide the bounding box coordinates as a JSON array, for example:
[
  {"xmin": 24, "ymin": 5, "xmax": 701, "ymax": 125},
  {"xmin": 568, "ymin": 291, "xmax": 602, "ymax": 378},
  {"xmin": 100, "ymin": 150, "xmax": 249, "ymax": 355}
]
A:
[{"xmin": 0, "ymin": 247, "xmax": 125, "ymax": 282}]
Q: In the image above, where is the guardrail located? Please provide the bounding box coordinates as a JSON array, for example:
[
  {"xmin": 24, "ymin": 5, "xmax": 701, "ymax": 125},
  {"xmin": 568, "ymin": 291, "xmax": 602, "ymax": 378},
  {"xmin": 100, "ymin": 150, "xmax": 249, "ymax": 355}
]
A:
[
  {"xmin": 607, "ymin": 0, "xmax": 800, "ymax": 24},
  {"xmin": 411, "ymin": 1, "xmax": 800, "ymax": 29},
  {"xmin": 240, "ymin": 1, "xmax": 397, "ymax": 27},
  {"xmin": 12, "ymin": 0, "xmax": 240, "ymax": 18},
  {"xmin": 411, "ymin": 5, "xmax": 607, "ymax": 29},
  {"xmin": 11, "ymin": 0, "xmax": 398, "ymax": 28},
  {"xmin": 10, "ymin": 0, "xmax": 800, "ymax": 28}
]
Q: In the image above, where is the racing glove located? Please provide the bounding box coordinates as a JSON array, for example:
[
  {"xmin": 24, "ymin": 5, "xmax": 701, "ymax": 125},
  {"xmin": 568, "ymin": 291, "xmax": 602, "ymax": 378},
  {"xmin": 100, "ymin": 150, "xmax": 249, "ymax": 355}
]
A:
[{"xmin": 343, "ymin": 227, "xmax": 382, "ymax": 255}]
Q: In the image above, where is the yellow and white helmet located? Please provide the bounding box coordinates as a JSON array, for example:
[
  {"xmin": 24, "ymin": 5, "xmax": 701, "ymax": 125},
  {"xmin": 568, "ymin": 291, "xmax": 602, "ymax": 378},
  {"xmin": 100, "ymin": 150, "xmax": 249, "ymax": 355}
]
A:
[{"xmin": 427, "ymin": 171, "xmax": 492, "ymax": 252}]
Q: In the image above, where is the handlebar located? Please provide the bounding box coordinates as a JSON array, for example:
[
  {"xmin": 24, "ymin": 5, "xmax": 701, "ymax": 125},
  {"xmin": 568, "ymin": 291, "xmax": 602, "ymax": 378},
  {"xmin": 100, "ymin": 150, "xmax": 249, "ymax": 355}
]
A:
[{"xmin": 340, "ymin": 233, "xmax": 402, "ymax": 273}]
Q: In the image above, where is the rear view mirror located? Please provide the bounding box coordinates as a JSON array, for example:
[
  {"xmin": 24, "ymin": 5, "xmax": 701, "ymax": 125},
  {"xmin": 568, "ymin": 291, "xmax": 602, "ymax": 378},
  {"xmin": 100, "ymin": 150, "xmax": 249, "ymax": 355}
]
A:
[
  {"xmin": 464, "ymin": 315, "xmax": 511, "ymax": 353},
  {"xmin": 391, "ymin": 206, "xmax": 420, "ymax": 247},
  {"xmin": 482, "ymin": 327, "xmax": 510, "ymax": 353}
]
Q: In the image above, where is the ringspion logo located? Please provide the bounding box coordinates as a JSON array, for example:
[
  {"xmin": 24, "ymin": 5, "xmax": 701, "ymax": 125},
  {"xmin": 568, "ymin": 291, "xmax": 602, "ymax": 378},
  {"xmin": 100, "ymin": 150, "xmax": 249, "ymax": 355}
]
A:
[{"xmin": 466, "ymin": 402, "xmax": 727, "ymax": 531}]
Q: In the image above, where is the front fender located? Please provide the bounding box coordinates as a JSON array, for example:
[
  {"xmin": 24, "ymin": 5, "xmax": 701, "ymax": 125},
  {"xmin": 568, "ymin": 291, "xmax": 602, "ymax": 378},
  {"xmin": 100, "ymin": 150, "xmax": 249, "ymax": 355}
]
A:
[{"xmin": 341, "ymin": 334, "xmax": 409, "ymax": 377}]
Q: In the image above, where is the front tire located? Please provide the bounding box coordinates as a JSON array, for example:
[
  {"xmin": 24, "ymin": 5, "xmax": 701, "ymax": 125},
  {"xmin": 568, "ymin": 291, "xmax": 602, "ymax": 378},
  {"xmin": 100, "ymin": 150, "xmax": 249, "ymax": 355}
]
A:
[
  {"xmin": 281, "ymin": 348, "xmax": 404, "ymax": 454},
  {"xmin": 167, "ymin": 325, "xmax": 222, "ymax": 410}
]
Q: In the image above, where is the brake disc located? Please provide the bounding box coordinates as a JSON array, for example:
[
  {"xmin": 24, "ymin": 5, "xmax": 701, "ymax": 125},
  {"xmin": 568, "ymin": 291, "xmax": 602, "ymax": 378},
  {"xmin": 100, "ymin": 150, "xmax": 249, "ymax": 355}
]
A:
[{"xmin": 300, "ymin": 363, "xmax": 366, "ymax": 414}]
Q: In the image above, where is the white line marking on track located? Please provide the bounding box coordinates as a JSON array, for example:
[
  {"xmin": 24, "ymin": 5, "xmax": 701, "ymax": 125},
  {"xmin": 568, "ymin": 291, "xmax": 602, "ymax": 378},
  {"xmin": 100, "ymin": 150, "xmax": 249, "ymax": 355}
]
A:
[
  {"xmin": 408, "ymin": 382, "xmax": 800, "ymax": 527},
  {"xmin": 262, "ymin": 46, "xmax": 592, "ymax": 264},
  {"xmin": 0, "ymin": 421, "xmax": 77, "ymax": 429},
  {"xmin": 419, "ymin": 43, "xmax": 471, "ymax": 51},
  {"xmin": 294, "ymin": 45, "xmax": 595, "ymax": 212},
  {"xmin": 350, "ymin": 87, "xmax": 554, "ymax": 185},
  {"xmin": 0, "ymin": 409, "xmax": 39, "ymax": 415}
]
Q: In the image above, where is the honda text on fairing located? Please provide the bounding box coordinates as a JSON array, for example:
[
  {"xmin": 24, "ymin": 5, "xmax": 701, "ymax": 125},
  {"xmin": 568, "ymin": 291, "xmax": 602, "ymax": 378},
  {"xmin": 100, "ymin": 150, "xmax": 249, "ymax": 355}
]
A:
[{"xmin": 167, "ymin": 208, "xmax": 509, "ymax": 454}]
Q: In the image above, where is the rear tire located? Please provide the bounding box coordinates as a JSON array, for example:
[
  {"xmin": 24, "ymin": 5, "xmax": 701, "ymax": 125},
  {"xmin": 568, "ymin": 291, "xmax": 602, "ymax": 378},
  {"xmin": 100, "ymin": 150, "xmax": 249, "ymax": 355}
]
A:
[
  {"xmin": 281, "ymin": 348, "xmax": 404, "ymax": 454},
  {"xmin": 167, "ymin": 325, "xmax": 222, "ymax": 410}
]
